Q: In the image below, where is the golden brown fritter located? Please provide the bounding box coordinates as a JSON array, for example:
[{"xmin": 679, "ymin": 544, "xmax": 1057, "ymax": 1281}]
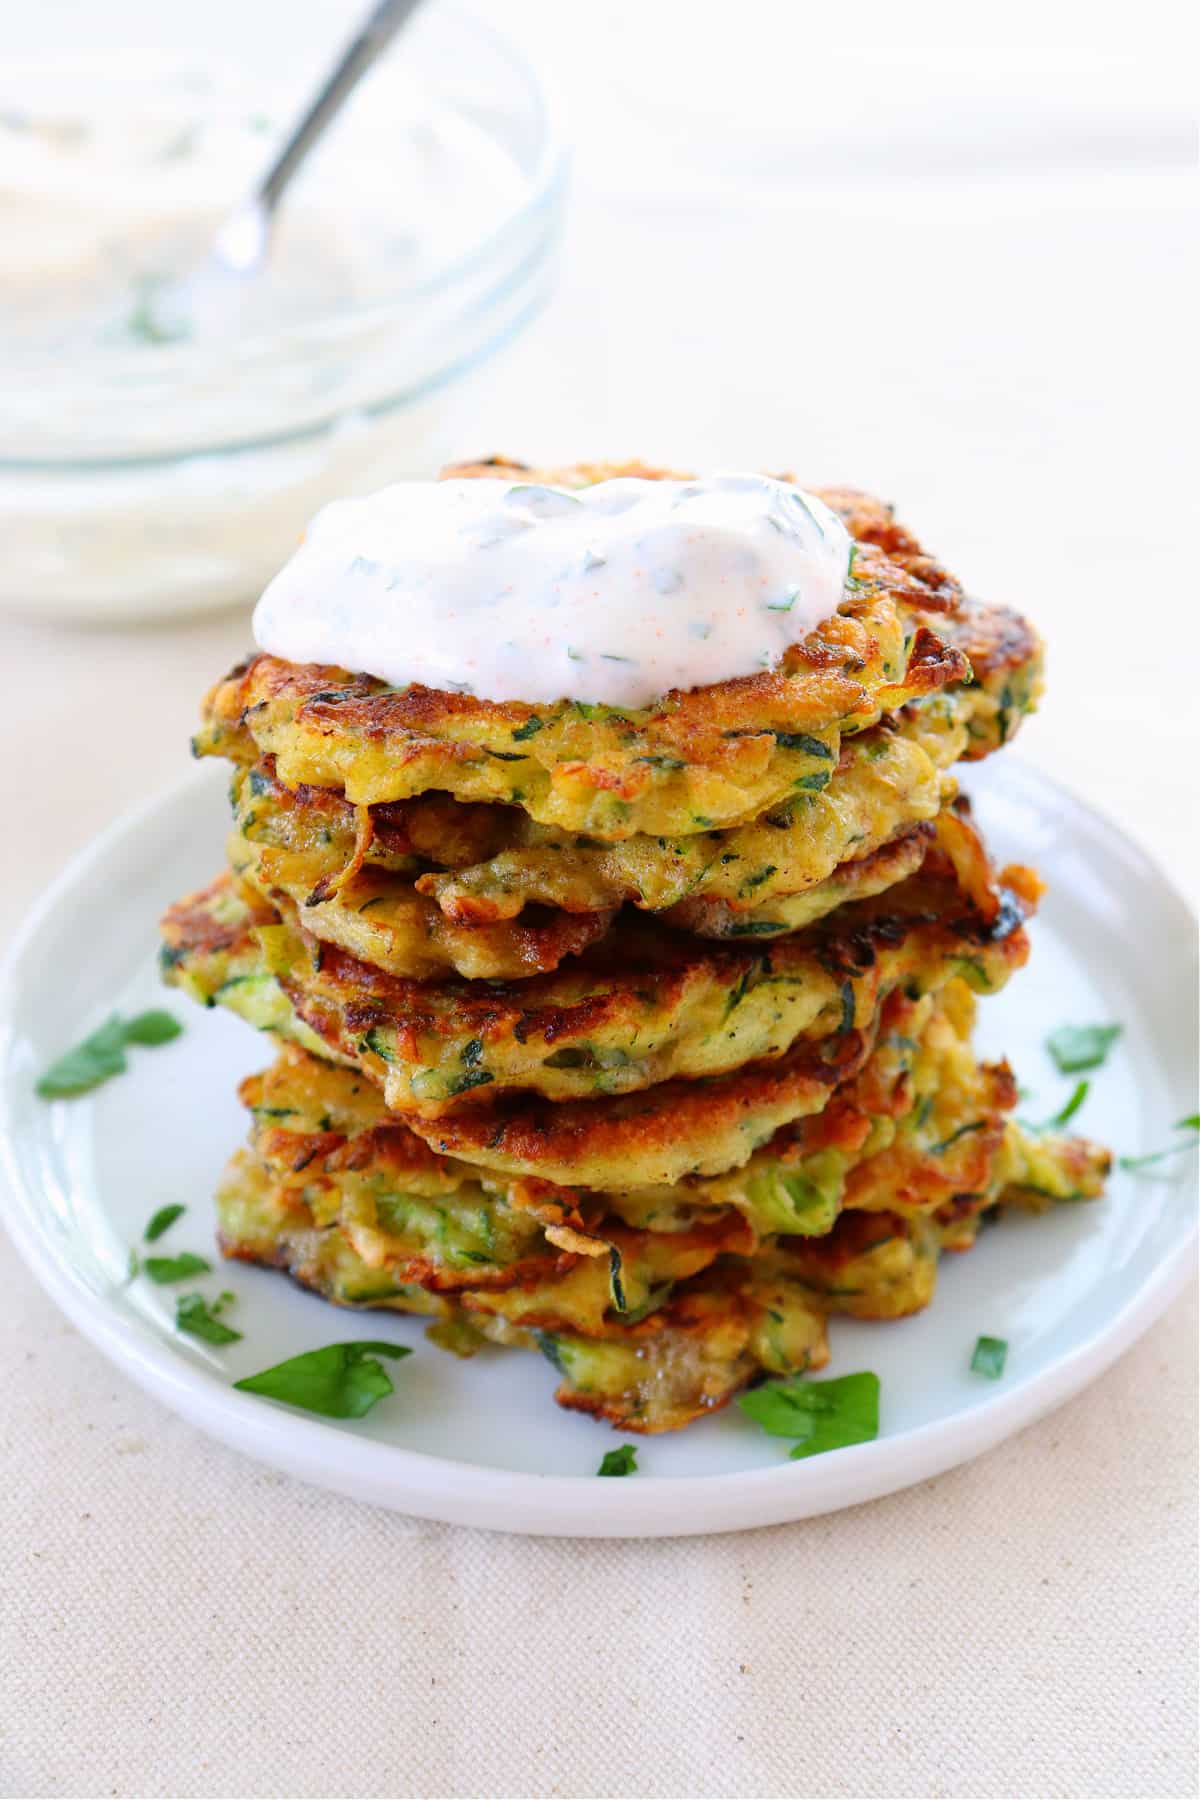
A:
[
  {"xmin": 662, "ymin": 827, "xmax": 932, "ymax": 939},
  {"xmin": 161, "ymin": 812, "xmax": 1037, "ymax": 1131},
  {"xmin": 193, "ymin": 462, "xmax": 987, "ymax": 840},
  {"xmin": 409, "ymin": 699, "xmax": 962, "ymax": 926},
  {"xmin": 207, "ymin": 586, "xmax": 1039, "ymax": 951},
  {"xmin": 214, "ymin": 984, "xmax": 1108, "ymax": 1289},
  {"xmin": 226, "ymin": 769, "xmax": 617, "ymax": 983},
  {"xmin": 216, "ymin": 1020, "xmax": 1107, "ymax": 1430},
  {"xmin": 195, "ymin": 624, "xmax": 960, "ymax": 841},
  {"xmin": 230, "ymin": 783, "xmax": 932, "ymax": 974},
  {"xmin": 226, "ymin": 698, "xmax": 964, "ymax": 949}
]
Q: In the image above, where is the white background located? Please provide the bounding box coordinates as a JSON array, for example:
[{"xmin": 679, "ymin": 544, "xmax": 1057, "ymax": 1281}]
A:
[{"xmin": 1, "ymin": 3, "xmax": 1196, "ymax": 1796}]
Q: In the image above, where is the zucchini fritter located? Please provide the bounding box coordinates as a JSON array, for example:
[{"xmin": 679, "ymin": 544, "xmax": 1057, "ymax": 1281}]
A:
[
  {"xmin": 195, "ymin": 463, "xmax": 985, "ymax": 841},
  {"xmin": 223, "ymin": 680, "xmax": 998, "ymax": 937},
  {"xmin": 216, "ymin": 982, "xmax": 1108, "ymax": 1300},
  {"xmin": 225, "ymin": 702, "xmax": 958, "ymax": 958},
  {"xmin": 161, "ymin": 815, "xmax": 1037, "ymax": 1136},
  {"xmin": 213, "ymin": 991, "xmax": 980, "ymax": 1304},
  {"xmin": 227, "ymin": 769, "xmax": 618, "ymax": 982},
  {"xmin": 156, "ymin": 450, "xmax": 1105, "ymax": 1440},
  {"xmin": 215, "ymin": 1021, "xmax": 1107, "ymax": 1430}
]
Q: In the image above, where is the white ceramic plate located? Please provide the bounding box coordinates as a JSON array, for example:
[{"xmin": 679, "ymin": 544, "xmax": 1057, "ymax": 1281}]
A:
[{"xmin": 1, "ymin": 760, "xmax": 1195, "ymax": 1536}]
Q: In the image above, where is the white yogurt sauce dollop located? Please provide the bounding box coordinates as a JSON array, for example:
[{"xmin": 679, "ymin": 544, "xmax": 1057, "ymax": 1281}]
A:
[{"xmin": 252, "ymin": 474, "xmax": 854, "ymax": 707}]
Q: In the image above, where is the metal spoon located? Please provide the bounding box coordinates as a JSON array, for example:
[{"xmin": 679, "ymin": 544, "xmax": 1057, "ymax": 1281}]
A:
[{"xmin": 151, "ymin": 0, "xmax": 426, "ymax": 338}]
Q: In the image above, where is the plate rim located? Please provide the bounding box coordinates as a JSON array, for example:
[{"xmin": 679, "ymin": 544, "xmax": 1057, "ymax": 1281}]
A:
[{"xmin": 1, "ymin": 757, "xmax": 1196, "ymax": 1538}]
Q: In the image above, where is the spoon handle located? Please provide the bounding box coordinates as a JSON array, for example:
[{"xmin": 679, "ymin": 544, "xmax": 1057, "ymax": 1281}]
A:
[{"xmin": 259, "ymin": 0, "xmax": 428, "ymax": 214}]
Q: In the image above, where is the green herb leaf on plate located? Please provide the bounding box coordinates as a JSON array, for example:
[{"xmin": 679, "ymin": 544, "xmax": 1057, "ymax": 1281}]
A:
[
  {"xmin": 176, "ymin": 1291, "xmax": 241, "ymax": 1346},
  {"xmin": 1046, "ymin": 1023, "xmax": 1121, "ymax": 1074},
  {"xmin": 1119, "ymin": 1116, "xmax": 1200, "ymax": 1174},
  {"xmin": 1045, "ymin": 1080, "xmax": 1089, "ymax": 1130},
  {"xmin": 35, "ymin": 1016, "xmax": 129, "ymax": 1097},
  {"xmin": 36, "ymin": 1010, "xmax": 183, "ymax": 1099},
  {"xmin": 971, "ymin": 1335, "xmax": 1008, "ymax": 1379},
  {"xmin": 122, "ymin": 1010, "xmax": 183, "ymax": 1047},
  {"xmin": 143, "ymin": 1252, "xmax": 211, "ymax": 1285},
  {"xmin": 738, "ymin": 1370, "xmax": 880, "ymax": 1459},
  {"xmin": 144, "ymin": 1203, "xmax": 186, "ymax": 1242},
  {"xmin": 233, "ymin": 1341, "xmax": 412, "ymax": 1418},
  {"xmin": 597, "ymin": 1445, "xmax": 639, "ymax": 1477}
]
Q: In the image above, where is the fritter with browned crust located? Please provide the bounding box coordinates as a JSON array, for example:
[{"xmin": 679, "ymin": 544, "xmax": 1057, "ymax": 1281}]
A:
[
  {"xmin": 217, "ymin": 984, "xmax": 1106, "ymax": 1299},
  {"xmin": 161, "ymin": 813, "xmax": 1038, "ymax": 1131},
  {"xmin": 194, "ymin": 462, "xmax": 994, "ymax": 840},
  {"xmin": 225, "ymin": 682, "xmax": 1025, "ymax": 971},
  {"xmin": 215, "ymin": 1014, "xmax": 1108, "ymax": 1430}
]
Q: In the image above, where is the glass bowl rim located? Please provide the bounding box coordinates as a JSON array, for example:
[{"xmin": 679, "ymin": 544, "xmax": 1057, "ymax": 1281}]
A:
[{"xmin": 1, "ymin": 1, "xmax": 568, "ymax": 383}]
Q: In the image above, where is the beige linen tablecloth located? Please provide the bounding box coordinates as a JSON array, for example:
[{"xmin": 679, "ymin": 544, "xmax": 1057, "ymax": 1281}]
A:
[{"xmin": 2, "ymin": 4, "xmax": 1196, "ymax": 1793}]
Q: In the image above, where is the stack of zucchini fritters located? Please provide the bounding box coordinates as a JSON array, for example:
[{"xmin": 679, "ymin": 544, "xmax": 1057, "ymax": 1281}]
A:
[{"xmin": 161, "ymin": 459, "xmax": 1109, "ymax": 1433}]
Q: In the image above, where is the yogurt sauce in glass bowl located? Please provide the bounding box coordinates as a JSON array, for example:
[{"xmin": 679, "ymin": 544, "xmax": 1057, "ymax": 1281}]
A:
[
  {"xmin": 0, "ymin": 55, "xmax": 526, "ymax": 354},
  {"xmin": 0, "ymin": 7, "xmax": 565, "ymax": 623}
]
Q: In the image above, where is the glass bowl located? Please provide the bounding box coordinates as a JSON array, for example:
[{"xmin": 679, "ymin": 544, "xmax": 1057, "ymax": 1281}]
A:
[{"xmin": 0, "ymin": 1, "xmax": 566, "ymax": 622}]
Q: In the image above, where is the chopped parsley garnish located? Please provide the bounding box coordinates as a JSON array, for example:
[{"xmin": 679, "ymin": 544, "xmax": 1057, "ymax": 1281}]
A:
[
  {"xmin": 234, "ymin": 1341, "xmax": 412, "ymax": 1418},
  {"xmin": 175, "ymin": 1291, "xmax": 241, "ymax": 1346},
  {"xmin": 144, "ymin": 1202, "xmax": 186, "ymax": 1242},
  {"xmin": 738, "ymin": 1371, "xmax": 880, "ymax": 1459},
  {"xmin": 971, "ymin": 1335, "xmax": 1008, "ymax": 1379},
  {"xmin": 1046, "ymin": 1079, "xmax": 1089, "ymax": 1130},
  {"xmin": 126, "ymin": 289, "xmax": 190, "ymax": 347},
  {"xmin": 35, "ymin": 1016, "xmax": 125, "ymax": 1097},
  {"xmin": 122, "ymin": 1011, "xmax": 184, "ymax": 1046},
  {"xmin": 844, "ymin": 542, "xmax": 868, "ymax": 593},
  {"xmin": 597, "ymin": 1445, "xmax": 639, "ymax": 1477},
  {"xmin": 36, "ymin": 1011, "xmax": 183, "ymax": 1098},
  {"xmin": 143, "ymin": 1252, "xmax": 211, "ymax": 1285},
  {"xmin": 1046, "ymin": 1023, "xmax": 1122, "ymax": 1074},
  {"xmin": 1119, "ymin": 1115, "xmax": 1200, "ymax": 1174}
]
